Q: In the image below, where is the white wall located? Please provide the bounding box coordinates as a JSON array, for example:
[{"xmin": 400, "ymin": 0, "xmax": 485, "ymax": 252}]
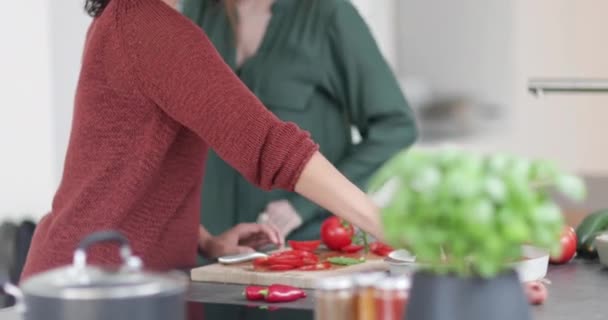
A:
[
  {"xmin": 0, "ymin": 1, "xmax": 90, "ymax": 221},
  {"xmin": 49, "ymin": 2, "xmax": 91, "ymax": 184},
  {"xmin": 351, "ymin": 0, "xmax": 398, "ymax": 69},
  {"xmin": 396, "ymin": 0, "xmax": 514, "ymax": 116},
  {"xmin": 0, "ymin": 1, "xmax": 54, "ymax": 221}
]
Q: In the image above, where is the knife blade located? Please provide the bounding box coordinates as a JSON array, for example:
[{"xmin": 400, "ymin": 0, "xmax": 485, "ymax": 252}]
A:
[{"xmin": 218, "ymin": 251, "xmax": 269, "ymax": 265}]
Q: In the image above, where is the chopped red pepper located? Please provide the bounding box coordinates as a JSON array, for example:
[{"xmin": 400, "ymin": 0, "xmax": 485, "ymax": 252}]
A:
[
  {"xmin": 252, "ymin": 250, "xmax": 324, "ymax": 271},
  {"xmin": 341, "ymin": 244, "xmax": 364, "ymax": 253},
  {"xmin": 268, "ymin": 264, "xmax": 297, "ymax": 271},
  {"xmin": 273, "ymin": 250, "xmax": 313, "ymax": 259},
  {"xmin": 253, "ymin": 257, "xmax": 269, "ymax": 267},
  {"xmin": 267, "ymin": 256, "xmax": 304, "ymax": 267},
  {"xmin": 302, "ymin": 255, "xmax": 319, "ymax": 265},
  {"xmin": 244, "ymin": 286, "xmax": 267, "ymax": 301},
  {"xmin": 298, "ymin": 261, "xmax": 331, "ymax": 271},
  {"xmin": 370, "ymin": 242, "xmax": 394, "ymax": 257},
  {"xmin": 288, "ymin": 240, "xmax": 322, "ymax": 252}
]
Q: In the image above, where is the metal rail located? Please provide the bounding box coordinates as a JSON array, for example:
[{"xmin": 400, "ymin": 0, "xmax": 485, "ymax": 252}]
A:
[{"xmin": 528, "ymin": 78, "xmax": 608, "ymax": 96}]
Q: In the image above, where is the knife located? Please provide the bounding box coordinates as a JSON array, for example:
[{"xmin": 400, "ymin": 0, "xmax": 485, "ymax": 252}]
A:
[{"xmin": 218, "ymin": 251, "xmax": 269, "ymax": 265}]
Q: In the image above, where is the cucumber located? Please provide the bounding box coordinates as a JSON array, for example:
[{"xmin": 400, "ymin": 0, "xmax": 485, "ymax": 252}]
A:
[{"xmin": 575, "ymin": 209, "xmax": 608, "ymax": 259}]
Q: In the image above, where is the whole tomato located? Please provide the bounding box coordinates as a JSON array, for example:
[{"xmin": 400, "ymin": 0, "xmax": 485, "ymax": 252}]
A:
[
  {"xmin": 321, "ymin": 216, "xmax": 354, "ymax": 250},
  {"xmin": 549, "ymin": 226, "xmax": 577, "ymax": 264}
]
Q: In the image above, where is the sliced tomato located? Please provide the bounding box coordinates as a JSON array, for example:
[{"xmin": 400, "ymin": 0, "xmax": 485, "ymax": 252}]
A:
[
  {"xmin": 298, "ymin": 262, "xmax": 331, "ymax": 271},
  {"xmin": 370, "ymin": 242, "xmax": 394, "ymax": 257},
  {"xmin": 341, "ymin": 244, "xmax": 364, "ymax": 253},
  {"xmin": 268, "ymin": 264, "xmax": 297, "ymax": 271},
  {"xmin": 288, "ymin": 240, "xmax": 322, "ymax": 252}
]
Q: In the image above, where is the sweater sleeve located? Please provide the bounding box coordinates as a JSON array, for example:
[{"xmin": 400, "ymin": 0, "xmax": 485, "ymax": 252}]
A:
[{"xmin": 124, "ymin": 1, "xmax": 318, "ymax": 191}]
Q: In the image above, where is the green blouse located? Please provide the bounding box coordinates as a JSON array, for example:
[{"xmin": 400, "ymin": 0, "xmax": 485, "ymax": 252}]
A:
[{"xmin": 183, "ymin": 0, "xmax": 417, "ymax": 240}]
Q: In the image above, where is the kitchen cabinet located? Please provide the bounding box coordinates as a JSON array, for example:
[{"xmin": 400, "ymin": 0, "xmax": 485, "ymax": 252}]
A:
[{"xmin": 397, "ymin": 0, "xmax": 608, "ymax": 176}]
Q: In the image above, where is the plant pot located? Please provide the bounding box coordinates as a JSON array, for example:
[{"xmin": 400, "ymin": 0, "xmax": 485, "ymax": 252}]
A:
[{"xmin": 405, "ymin": 270, "xmax": 531, "ymax": 320}]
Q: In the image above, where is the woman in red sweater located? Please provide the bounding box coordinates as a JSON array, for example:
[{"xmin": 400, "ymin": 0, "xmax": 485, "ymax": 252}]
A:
[{"xmin": 21, "ymin": 0, "xmax": 383, "ymax": 280}]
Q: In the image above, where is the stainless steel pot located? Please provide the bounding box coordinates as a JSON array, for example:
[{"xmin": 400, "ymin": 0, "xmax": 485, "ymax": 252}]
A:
[{"xmin": 2, "ymin": 231, "xmax": 188, "ymax": 320}]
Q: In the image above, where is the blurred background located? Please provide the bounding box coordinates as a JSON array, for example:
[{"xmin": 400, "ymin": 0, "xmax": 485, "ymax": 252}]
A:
[{"xmin": 0, "ymin": 0, "xmax": 607, "ymax": 222}]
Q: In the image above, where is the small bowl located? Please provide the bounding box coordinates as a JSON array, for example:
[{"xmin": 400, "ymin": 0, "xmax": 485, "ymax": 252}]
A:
[
  {"xmin": 385, "ymin": 249, "xmax": 420, "ymax": 277},
  {"xmin": 384, "ymin": 249, "xmax": 420, "ymax": 277},
  {"xmin": 511, "ymin": 245, "xmax": 549, "ymax": 282},
  {"xmin": 385, "ymin": 245, "xmax": 549, "ymax": 282},
  {"xmin": 594, "ymin": 232, "xmax": 608, "ymax": 267}
]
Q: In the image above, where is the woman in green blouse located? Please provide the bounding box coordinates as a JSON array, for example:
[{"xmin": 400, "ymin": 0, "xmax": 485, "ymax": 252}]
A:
[{"xmin": 183, "ymin": 0, "xmax": 417, "ymax": 242}]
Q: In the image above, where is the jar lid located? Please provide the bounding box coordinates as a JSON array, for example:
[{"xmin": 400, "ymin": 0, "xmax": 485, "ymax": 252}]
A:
[
  {"xmin": 375, "ymin": 276, "xmax": 411, "ymax": 291},
  {"xmin": 315, "ymin": 276, "xmax": 354, "ymax": 291},
  {"xmin": 354, "ymin": 272, "xmax": 386, "ymax": 287}
]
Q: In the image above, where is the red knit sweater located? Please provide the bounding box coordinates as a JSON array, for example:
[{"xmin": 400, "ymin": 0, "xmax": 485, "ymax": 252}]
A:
[{"xmin": 21, "ymin": 0, "xmax": 317, "ymax": 280}]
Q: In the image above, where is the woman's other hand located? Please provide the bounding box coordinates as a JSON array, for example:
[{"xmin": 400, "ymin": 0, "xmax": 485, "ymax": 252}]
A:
[
  {"xmin": 257, "ymin": 200, "xmax": 303, "ymax": 239},
  {"xmin": 198, "ymin": 223, "xmax": 282, "ymax": 259}
]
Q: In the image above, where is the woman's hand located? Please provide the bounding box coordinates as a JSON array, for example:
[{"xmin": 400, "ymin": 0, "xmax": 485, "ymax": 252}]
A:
[
  {"xmin": 198, "ymin": 223, "xmax": 282, "ymax": 259},
  {"xmin": 257, "ymin": 200, "xmax": 303, "ymax": 239}
]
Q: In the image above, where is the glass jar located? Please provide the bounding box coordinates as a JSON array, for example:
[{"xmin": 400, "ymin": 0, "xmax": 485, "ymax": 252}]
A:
[
  {"xmin": 354, "ymin": 272, "xmax": 386, "ymax": 320},
  {"xmin": 314, "ymin": 276, "xmax": 355, "ymax": 320},
  {"xmin": 374, "ymin": 276, "xmax": 410, "ymax": 320}
]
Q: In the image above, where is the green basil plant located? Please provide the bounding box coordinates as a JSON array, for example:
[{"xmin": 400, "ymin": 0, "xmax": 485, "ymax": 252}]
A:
[{"xmin": 368, "ymin": 148, "xmax": 586, "ymax": 278}]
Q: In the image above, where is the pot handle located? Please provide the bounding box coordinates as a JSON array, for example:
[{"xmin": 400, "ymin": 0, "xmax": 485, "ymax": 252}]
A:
[
  {"xmin": 1, "ymin": 271, "xmax": 25, "ymax": 313},
  {"xmin": 73, "ymin": 230, "xmax": 143, "ymax": 271}
]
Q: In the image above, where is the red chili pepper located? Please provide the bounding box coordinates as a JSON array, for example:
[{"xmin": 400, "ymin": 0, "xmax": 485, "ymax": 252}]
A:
[
  {"xmin": 288, "ymin": 240, "xmax": 322, "ymax": 252},
  {"xmin": 268, "ymin": 264, "xmax": 297, "ymax": 271},
  {"xmin": 298, "ymin": 261, "xmax": 331, "ymax": 271},
  {"xmin": 341, "ymin": 244, "xmax": 364, "ymax": 253},
  {"xmin": 262, "ymin": 284, "xmax": 307, "ymax": 302},
  {"xmin": 244, "ymin": 286, "xmax": 267, "ymax": 301}
]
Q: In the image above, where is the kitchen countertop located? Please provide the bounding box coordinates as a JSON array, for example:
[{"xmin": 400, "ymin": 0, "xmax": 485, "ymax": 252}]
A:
[
  {"xmin": 4, "ymin": 261, "xmax": 607, "ymax": 320},
  {"xmin": 186, "ymin": 259, "xmax": 608, "ymax": 320},
  {"xmin": 2, "ymin": 176, "xmax": 606, "ymax": 319}
]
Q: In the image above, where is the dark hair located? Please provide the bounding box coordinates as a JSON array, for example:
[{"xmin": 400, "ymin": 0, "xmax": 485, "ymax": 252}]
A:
[{"xmin": 85, "ymin": 0, "xmax": 111, "ymax": 17}]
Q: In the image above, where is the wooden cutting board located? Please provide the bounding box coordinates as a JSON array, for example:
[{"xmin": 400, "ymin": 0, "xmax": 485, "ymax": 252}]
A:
[{"xmin": 190, "ymin": 250, "xmax": 389, "ymax": 289}]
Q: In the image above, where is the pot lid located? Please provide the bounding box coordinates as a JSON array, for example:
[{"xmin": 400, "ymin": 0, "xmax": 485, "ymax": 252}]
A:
[{"xmin": 20, "ymin": 231, "xmax": 188, "ymax": 300}]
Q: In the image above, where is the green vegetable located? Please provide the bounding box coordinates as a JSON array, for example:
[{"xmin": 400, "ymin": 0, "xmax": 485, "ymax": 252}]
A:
[
  {"xmin": 327, "ymin": 256, "xmax": 366, "ymax": 266},
  {"xmin": 576, "ymin": 209, "xmax": 608, "ymax": 259},
  {"xmin": 369, "ymin": 149, "xmax": 585, "ymax": 278}
]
